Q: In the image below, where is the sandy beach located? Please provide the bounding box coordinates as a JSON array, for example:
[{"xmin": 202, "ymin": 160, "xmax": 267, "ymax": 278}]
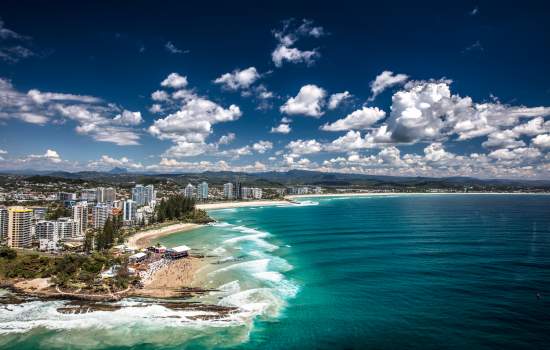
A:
[
  {"xmin": 197, "ymin": 200, "xmax": 291, "ymax": 210},
  {"xmin": 127, "ymin": 223, "xmax": 202, "ymax": 249},
  {"xmin": 136, "ymin": 257, "xmax": 204, "ymax": 298}
]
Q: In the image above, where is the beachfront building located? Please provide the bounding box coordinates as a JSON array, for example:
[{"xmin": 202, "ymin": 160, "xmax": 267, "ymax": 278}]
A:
[
  {"xmin": 0, "ymin": 207, "xmax": 8, "ymax": 244},
  {"xmin": 197, "ymin": 182, "xmax": 208, "ymax": 201},
  {"xmin": 57, "ymin": 217, "xmax": 78, "ymax": 239},
  {"xmin": 183, "ymin": 183, "xmax": 195, "ymax": 198},
  {"xmin": 80, "ymin": 189, "xmax": 97, "ymax": 202},
  {"xmin": 223, "ymin": 183, "xmax": 234, "ymax": 200},
  {"xmin": 241, "ymin": 187, "xmax": 262, "ymax": 200},
  {"xmin": 72, "ymin": 201, "xmax": 88, "ymax": 236},
  {"xmin": 123, "ymin": 199, "xmax": 137, "ymax": 224},
  {"xmin": 7, "ymin": 207, "xmax": 33, "ymax": 248},
  {"xmin": 36, "ymin": 220, "xmax": 58, "ymax": 240},
  {"xmin": 96, "ymin": 187, "xmax": 116, "ymax": 203},
  {"xmin": 136, "ymin": 205, "xmax": 154, "ymax": 225},
  {"xmin": 92, "ymin": 203, "xmax": 111, "ymax": 229},
  {"xmin": 234, "ymin": 179, "xmax": 242, "ymax": 199},
  {"xmin": 36, "ymin": 220, "xmax": 60, "ymax": 251},
  {"xmin": 129, "ymin": 252, "xmax": 147, "ymax": 263},
  {"xmin": 165, "ymin": 245, "xmax": 190, "ymax": 259},
  {"xmin": 132, "ymin": 184, "xmax": 156, "ymax": 206}
]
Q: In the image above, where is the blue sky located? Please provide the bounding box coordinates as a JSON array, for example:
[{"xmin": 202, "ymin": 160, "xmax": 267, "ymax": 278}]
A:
[{"xmin": 1, "ymin": 0, "xmax": 549, "ymax": 178}]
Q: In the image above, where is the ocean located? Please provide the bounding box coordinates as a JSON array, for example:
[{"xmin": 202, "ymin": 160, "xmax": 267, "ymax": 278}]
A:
[{"xmin": 1, "ymin": 194, "xmax": 549, "ymax": 349}]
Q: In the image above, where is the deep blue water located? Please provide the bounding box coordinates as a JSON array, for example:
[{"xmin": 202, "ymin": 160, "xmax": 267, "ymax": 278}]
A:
[{"xmin": 1, "ymin": 194, "xmax": 549, "ymax": 349}]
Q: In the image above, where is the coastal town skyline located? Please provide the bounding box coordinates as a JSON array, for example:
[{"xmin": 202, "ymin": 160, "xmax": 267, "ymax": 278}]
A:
[{"xmin": 1, "ymin": 1, "xmax": 550, "ymax": 180}]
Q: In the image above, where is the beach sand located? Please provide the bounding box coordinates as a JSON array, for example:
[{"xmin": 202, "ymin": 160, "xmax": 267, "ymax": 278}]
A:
[
  {"xmin": 127, "ymin": 223, "xmax": 202, "ymax": 249},
  {"xmin": 137, "ymin": 257, "xmax": 204, "ymax": 298}
]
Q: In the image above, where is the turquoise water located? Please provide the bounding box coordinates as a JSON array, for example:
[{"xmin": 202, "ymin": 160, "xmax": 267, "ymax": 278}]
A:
[{"xmin": 1, "ymin": 194, "xmax": 550, "ymax": 349}]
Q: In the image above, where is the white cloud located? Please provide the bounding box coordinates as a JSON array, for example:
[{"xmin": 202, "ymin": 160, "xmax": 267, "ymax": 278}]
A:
[
  {"xmin": 88, "ymin": 155, "xmax": 143, "ymax": 170},
  {"xmin": 286, "ymin": 139, "xmax": 323, "ymax": 156},
  {"xmin": 532, "ymin": 134, "xmax": 550, "ymax": 149},
  {"xmin": 218, "ymin": 133, "xmax": 236, "ymax": 145},
  {"xmin": 149, "ymin": 97, "xmax": 242, "ymax": 157},
  {"xmin": 29, "ymin": 149, "xmax": 62, "ymax": 163},
  {"xmin": 272, "ymin": 45, "xmax": 319, "ymax": 68},
  {"xmin": 0, "ymin": 19, "xmax": 34, "ymax": 63},
  {"xmin": 280, "ymin": 84, "xmax": 326, "ymax": 117},
  {"xmin": 321, "ymin": 107, "xmax": 386, "ymax": 131},
  {"xmin": 214, "ymin": 67, "xmax": 260, "ymax": 90},
  {"xmin": 271, "ymin": 123, "xmax": 291, "ymax": 134},
  {"xmin": 271, "ymin": 19, "xmax": 324, "ymax": 67},
  {"xmin": 369, "ymin": 70, "xmax": 409, "ymax": 100},
  {"xmin": 328, "ymin": 91, "xmax": 351, "ymax": 110},
  {"xmin": 161, "ymin": 73, "xmax": 188, "ymax": 89},
  {"xmin": 488, "ymin": 147, "xmax": 541, "ymax": 161},
  {"xmin": 113, "ymin": 110, "xmax": 143, "ymax": 126},
  {"xmin": 482, "ymin": 129, "xmax": 525, "ymax": 149},
  {"xmin": 252, "ymin": 140, "xmax": 273, "ymax": 154},
  {"xmin": 151, "ymin": 90, "xmax": 170, "ymax": 101},
  {"xmin": 0, "ymin": 78, "xmax": 142, "ymax": 145}
]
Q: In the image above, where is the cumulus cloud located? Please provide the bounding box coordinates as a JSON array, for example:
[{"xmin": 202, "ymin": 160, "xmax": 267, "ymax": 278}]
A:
[
  {"xmin": 321, "ymin": 107, "xmax": 386, "ymax": 131},
  {"xmin": 369, "ymin": 70, "xmax": 409, "ymax": 100},
  {"xmin": 384, "ymin": 81, "xmax": 550, "ymax": 144},
  {"xmin": 271, "ymin": 19, "xmax": 324, "ymax": 67},
  {"xmin": 161, "ymin": 73, "xmax": 188, "ymax": 89},
  {"xmin": 280, "ymin": 84, "xmax": 326, "ymax": 117},
  {"xmin": 271, "ymin": 123, "xmax": 291, "ymax": 134},
  {"xmin": 0, "ymin": 78, "xmax": 142, "ymax": 145},
  {"xmin": 88, "ymin": 155, "xmax": 143, "ymax": 170},
  {"xmin": 214, "ymin": 67, "xmax": 260, "ymax": 91},
  {"xmin": 286, "ymin": 139, "xmax": 323, "ymax": 156},
  {"xmin": 328, "ymin": 91, "xmax": 351, "ymax": 110},
  {"xmin": 217, "ymin": 133, "xmax": 236, "ymax": 145},
  {"xmin": 148, "ymin": 94, "xmax": 242, "ymax": 157},
  {"xmin": 532, "ymin": 134, "xmax": 550, "ymax": 149}
]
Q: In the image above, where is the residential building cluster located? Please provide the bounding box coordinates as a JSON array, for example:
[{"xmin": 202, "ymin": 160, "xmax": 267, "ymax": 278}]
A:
[{"xmin": 0, "ymin": 184, "xmax": 157, "ymax": 252}]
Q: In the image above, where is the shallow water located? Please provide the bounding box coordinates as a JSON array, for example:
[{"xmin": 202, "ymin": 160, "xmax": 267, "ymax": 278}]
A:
[{"xmin": 1, "ymin": 194, "xmax": 549, "ymax": 349}]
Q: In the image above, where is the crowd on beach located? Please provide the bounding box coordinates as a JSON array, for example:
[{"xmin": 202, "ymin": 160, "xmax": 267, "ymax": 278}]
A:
[{"xmin": 139, "ymin": 258, "xmax": 170, "ymax": 284}]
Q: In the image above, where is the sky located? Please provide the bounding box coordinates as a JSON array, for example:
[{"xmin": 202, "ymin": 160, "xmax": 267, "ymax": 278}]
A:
[{"xmin": 1, "ymin": 0, "xmax": 550, "ymax": 178}]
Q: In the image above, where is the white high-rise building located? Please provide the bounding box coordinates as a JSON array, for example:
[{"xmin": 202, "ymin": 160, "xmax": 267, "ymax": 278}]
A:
[
  {"xmin": 57, "ymin": 217, "xmax": 78, "ymax": 239},
  {"xmin": 0, "ymin": 207, "xmax": 8, "ymax": 244},
  {"xmin": 80, "ymin": 189, "xmax": 97, "ymax": 202},
  {"xmin": 7, "ymin": 207, "xmax": 33, "ymax": 248},
  {"xmin": 96, "ymin": 187, "xmax": 116, "ymax": 203},
  {"xmin": 72, "ymin": 201, "xmax": 88, "ymax": 236},
  {"xmin": 223, "ymin": 183, "xmax": 234, "ymax": 200},
  {"xmin": 183, "ymin": 184, "xmax": 195, "ymax": 198},
  {"xmin": 132, "ymin": 184, "xmax": 156, "ymax": 206},
  {"xmin": 123, "ymin": 200, "xmax": 137, "ymax": 223},
  {"xmin": 251, "ymin": 188, "xmax": 262, "ymax": 199},
  {"xmin": 197, "ymin": 182, "xmax": 208, "ymax": 201},
  {"xmin": 36, "ymin": 221, "xmax": 58, "ymax": 241},
  {"xmin": 92, "ymin": 203, "xmax": 111, "ymax": 229}
]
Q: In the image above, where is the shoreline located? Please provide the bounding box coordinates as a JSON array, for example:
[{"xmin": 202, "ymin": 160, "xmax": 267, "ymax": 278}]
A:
[
  {"xmin": 196, "ymin": 200, "xmax": 291, "ymax": 210},
  {"xmin": 126, "ymin": 222, "xmax": 203, "ymax": 249},
  {"xmin": 285, "ymin": 191, "xmax": 550, "ymax": 199}
]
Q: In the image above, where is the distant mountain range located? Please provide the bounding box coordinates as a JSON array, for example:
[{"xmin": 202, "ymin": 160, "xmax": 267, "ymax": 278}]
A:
[{"xmin": 1, "ymin": 168, "xmax": 550, "ymax": 190}]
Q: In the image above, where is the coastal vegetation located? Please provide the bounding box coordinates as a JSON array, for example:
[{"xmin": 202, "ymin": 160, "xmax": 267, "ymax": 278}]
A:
[
  {"xmin": 154, "ymin": 195, "xmax": 213, "ymax": 224},
  {"xmin": 0, "ymin": 247, "xmax": 134, "ymax": 292}
]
